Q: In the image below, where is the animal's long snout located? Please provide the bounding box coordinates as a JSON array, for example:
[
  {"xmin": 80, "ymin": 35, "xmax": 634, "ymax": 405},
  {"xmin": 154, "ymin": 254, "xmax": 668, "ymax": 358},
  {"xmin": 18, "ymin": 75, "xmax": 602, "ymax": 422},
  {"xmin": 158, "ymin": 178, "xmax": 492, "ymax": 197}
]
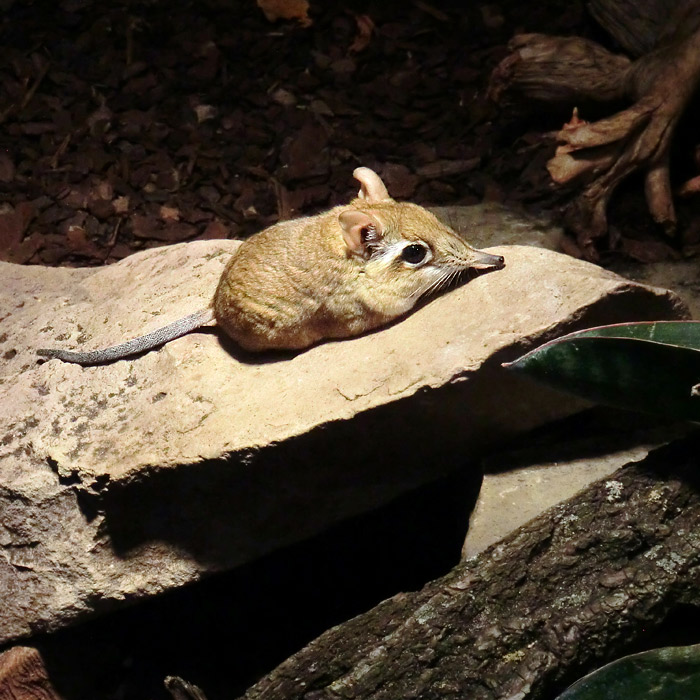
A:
[{"xmin": 471, "ymin": 250, "xmax": 505, "ymax": 270}]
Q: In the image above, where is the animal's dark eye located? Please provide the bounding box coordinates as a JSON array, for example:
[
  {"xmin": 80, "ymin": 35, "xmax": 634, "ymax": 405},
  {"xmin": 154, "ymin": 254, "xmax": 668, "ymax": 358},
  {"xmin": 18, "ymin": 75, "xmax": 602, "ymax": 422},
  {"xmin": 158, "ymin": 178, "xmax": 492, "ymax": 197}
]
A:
[{"xmin": 401, "ymin": 243, "xmax": 428, "ymax": 264}]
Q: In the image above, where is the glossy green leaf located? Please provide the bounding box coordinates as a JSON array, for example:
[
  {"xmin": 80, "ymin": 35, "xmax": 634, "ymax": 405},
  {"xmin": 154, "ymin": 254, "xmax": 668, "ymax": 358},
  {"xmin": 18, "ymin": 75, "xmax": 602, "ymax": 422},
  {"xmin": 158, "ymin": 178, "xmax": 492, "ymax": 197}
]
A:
[
  {"xmin": 556, "ymin": 644, "xmax": 700, "ymax": 699},
  {"xmin": 560, "ymin": 320, "xmax": 700, "ymax": 349},
  {"xmin": 504, "ymin": 321, "xmax": 700, "ymax": 421}
]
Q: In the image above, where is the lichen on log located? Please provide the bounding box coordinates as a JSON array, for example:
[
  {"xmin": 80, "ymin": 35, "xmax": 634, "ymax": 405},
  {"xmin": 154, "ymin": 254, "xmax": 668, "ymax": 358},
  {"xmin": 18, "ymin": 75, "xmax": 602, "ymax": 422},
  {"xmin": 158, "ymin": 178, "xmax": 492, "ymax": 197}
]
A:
[{"xmin": 237, "ymin": 433, "xmax": 700, "ymax": 700}]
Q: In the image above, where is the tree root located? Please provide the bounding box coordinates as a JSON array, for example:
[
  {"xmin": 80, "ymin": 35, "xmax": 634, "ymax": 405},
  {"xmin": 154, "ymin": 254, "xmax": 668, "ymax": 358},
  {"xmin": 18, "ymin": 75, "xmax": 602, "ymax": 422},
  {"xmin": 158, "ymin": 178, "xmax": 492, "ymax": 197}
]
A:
[{"xmin": 490, "ymin": 1, "xmax": 700, "ymax": 260}]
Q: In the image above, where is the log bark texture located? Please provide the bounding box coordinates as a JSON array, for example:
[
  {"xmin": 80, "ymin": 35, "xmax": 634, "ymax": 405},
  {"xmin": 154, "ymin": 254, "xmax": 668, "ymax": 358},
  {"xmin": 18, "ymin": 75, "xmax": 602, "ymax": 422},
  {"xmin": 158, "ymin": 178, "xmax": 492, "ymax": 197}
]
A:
[{"xmin": 238, "ymin": 432, "xmax": 700, "ymax": 700}]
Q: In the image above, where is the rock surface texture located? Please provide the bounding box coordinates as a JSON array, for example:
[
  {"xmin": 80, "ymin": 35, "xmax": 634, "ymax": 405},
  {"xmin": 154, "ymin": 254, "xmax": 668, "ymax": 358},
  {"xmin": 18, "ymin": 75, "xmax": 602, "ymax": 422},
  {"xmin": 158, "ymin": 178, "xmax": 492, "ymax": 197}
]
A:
[
  {"xmin": 463, "ymin": 421, "xmax": 692, "ymax": 559},
  {"xmin": 0, "ymin": 235, "xmax": 688, "ymax": 643}
]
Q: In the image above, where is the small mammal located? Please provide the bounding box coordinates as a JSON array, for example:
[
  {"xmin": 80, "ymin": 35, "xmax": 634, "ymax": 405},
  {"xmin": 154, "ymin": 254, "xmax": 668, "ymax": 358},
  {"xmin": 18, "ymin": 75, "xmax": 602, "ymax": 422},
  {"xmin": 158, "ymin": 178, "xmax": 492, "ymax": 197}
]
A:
[{"xmin": 38, "ymin": 167, "xmax": 504, "ymax": 365}]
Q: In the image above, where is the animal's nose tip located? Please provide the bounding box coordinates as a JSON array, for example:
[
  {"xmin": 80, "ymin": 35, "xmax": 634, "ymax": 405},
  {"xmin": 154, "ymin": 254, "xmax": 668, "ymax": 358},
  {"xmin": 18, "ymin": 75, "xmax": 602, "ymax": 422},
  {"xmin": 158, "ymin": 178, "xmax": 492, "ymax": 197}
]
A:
[{"xmin": 478, "ymin": 251, "xmax": 505, "ymax": 268}]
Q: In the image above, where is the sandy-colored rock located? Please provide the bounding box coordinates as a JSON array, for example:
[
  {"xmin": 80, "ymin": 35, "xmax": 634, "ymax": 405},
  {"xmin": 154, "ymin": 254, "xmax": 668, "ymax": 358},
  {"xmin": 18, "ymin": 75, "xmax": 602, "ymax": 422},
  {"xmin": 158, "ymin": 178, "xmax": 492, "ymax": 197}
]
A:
[
  {"xmin": 609, "ymin": 257, "xmax": 700, "ymax": 319},
  {"xmin": 0, "ymin": 235, "xmax": 687, "ymax": 644},
  {"xmin": 462, "ymin": 429, "xmax": 685, "ymax": 560}
]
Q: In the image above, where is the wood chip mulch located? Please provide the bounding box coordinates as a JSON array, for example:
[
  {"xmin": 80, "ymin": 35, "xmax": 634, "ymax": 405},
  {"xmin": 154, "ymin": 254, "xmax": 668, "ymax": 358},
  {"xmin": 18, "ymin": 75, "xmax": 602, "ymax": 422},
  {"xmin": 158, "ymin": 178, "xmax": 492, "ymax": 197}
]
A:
[{"xmin": 0, "ymin": 0, "xmax": 588, "ymax": 267}]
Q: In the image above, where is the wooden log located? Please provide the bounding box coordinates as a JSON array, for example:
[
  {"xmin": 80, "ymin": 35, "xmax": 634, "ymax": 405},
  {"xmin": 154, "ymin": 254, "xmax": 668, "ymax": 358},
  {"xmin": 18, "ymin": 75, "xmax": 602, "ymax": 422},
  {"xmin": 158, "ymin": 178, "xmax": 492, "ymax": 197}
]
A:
[{"xmin": 237, "ymin": 434, "xmax": 700, "ymax": 700}]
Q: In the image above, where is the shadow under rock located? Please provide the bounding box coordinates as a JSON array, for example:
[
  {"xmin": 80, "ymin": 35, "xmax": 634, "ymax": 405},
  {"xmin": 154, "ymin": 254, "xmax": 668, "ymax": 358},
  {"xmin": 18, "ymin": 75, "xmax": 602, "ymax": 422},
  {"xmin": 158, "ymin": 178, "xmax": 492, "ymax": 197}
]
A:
[
  {"xmin": 35, "ymin": 466, "xmax": 481, "ymax": 700},
  {"xmin": 96, "ymin": 368, "xmax": 507, "ymax": 568}
]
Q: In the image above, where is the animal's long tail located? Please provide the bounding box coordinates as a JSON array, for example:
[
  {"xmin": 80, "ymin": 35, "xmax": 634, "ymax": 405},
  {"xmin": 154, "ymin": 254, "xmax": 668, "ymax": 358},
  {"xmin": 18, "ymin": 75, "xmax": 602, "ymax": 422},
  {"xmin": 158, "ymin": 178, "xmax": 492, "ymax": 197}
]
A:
[{"xmin": 37, "ymin": 307, "xmax": 215, "ymax": 365}]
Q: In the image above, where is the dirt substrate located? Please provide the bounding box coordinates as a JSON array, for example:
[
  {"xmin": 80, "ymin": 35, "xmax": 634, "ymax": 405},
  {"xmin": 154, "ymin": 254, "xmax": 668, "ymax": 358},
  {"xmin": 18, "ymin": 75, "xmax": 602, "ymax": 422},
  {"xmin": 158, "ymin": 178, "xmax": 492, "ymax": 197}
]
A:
[{"xmin": 2, "ymin": 0, "xmax": 601, "ymax": 268}]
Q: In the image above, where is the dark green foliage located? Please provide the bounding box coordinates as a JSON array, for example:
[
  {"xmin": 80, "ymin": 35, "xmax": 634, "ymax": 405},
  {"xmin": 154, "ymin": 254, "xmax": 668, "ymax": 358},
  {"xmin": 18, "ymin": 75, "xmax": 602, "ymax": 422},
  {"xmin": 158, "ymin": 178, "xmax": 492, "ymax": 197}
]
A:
[{"xmin": 505, "ymin": 322, "xmax": 700, "ymax": 421}]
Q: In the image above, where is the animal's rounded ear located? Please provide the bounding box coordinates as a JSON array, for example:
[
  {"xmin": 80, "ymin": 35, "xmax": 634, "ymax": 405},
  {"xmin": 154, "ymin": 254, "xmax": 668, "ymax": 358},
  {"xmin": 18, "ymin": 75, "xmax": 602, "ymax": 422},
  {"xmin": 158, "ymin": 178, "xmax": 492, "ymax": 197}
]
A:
[
  {"xmin": 338, "ymin": 210, "xmax": 383, "ymax": 257},
  {"xmin": 353, "ymin": 167, "xmax": 390, "ymax": 203}
]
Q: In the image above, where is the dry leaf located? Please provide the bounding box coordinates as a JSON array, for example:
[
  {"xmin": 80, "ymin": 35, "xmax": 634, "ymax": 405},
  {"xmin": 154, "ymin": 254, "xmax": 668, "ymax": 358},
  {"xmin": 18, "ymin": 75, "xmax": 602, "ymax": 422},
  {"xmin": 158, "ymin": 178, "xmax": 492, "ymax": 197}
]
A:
[
  {"xmin": 91, "ymin": 179, "xmax": 113, "ymax": 200},
  {"xmin": 0, "ymin": 151, "xmax": 15, "ymax": 183},
  {"xmin": 160, "ymin": 205, "xmax": 180, "ymax": 222},
  {"xmin": 66, "ymin": 225, "xmax": 102, "ymax": 258},
  {"xmin": 113, "ymin": 196, "xmax": 130, "ymax": 214},
  {"xmin": 257, "ymin": 0, "xmax": 312, "ymax": 26},
  {"xmin": 193, "ymin": 104, "xmax": 217, "ymax": 123},
  {"xmin": 678, "ymin": 175, "xmax": 700, "ymax": 197},
  {"xmin": 201, "ymin": 219, "xmax": 230, "ymax": 239},
  {"xmin": 349, "ymin": 14, "xmax": 375, "ymax": 53}
]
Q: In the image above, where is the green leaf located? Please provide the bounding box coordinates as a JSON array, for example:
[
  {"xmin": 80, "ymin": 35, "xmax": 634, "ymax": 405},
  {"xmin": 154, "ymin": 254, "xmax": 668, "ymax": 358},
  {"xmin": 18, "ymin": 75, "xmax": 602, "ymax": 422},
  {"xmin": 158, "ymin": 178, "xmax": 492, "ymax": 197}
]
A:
[
  {"xmin": 556, "ymin": 644, "xmax": 700, "ymax": 699},
  {"xmin": 504, "ymin": 321, "xmax": 700, "ymax": 421},
  {"xmin": 562, "ymin": 320, "xmax": 700, "ymax": 350}
]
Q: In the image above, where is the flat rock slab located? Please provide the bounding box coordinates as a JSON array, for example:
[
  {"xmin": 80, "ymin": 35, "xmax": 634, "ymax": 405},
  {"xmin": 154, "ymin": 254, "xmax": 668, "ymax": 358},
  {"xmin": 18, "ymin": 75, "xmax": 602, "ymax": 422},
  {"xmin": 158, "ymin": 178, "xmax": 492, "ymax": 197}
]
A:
[
  {"xmin": 462, "ymin": 421, "xmax": 692, "ymax": 560},
  {"xmin": 0, "ymin": 237, "xmax": 687, "ymax": 643}
]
